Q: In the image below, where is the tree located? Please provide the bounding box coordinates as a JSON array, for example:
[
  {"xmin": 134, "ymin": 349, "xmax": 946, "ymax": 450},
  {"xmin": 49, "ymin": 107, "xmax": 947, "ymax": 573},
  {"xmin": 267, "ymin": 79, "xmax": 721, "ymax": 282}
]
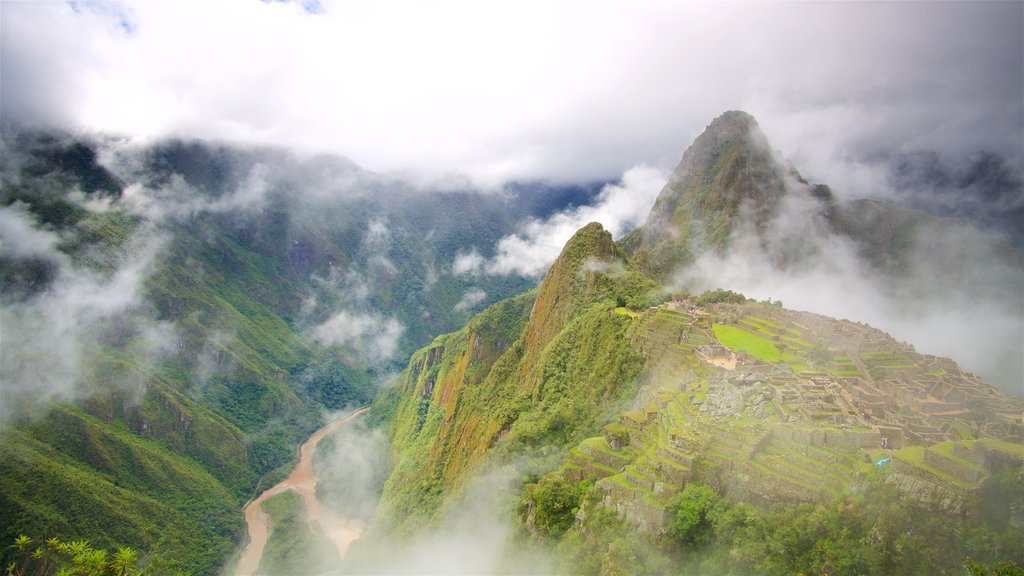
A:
[
  {"xmin": 666, "ymin": 482, "xmax": 723, "ymax": 547},
  {"xmin": 523, "ymin": 476, "xmax": 586, "ymax": 539},
  {"xmin": 5, "ymin": 535, "xmax": 145, "ymax": 576},
  {"xmin": 965, "ymin": 559, "xmax": 1024, "ymax": 576}
]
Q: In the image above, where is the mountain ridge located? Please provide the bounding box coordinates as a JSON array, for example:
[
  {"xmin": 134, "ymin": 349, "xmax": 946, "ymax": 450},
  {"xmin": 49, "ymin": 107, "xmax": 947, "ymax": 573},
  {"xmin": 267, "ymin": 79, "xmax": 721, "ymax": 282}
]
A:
[
  {"xmin": 362, "ymin": 222, "xmax": 1022, "ymax": 573},
  {"xmin": 358, "ymin": 111, "xmax": 1023, "ymax": 573},
  {"xmin": 1, "ymin": 113, "xmax": 1021, "ymax": 574}
]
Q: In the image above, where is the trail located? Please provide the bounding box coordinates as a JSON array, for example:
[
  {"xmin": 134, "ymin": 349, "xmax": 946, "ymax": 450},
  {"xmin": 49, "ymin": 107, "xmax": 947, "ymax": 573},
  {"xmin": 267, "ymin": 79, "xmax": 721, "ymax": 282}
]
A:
[{"xmin": 235, "ymin": 407, "xmax": 369, "ymax": 576}]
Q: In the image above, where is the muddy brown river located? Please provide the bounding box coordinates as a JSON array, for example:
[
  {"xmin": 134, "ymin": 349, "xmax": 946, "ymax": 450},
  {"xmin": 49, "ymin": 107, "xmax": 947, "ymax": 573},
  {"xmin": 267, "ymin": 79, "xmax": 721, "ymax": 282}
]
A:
[{"xmin": 235, "ymin": 407, "xmax": 369, "ymax": 576}]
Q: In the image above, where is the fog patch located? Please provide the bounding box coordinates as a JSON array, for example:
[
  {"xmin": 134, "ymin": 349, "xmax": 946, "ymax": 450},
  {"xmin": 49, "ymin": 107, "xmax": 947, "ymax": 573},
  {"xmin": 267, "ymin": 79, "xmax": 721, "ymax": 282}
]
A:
[
  {"xmin": 452, "ymin": 248, "xmax": 485, "ymax": 276},
  {"xmin": 0, "ymin": 208, "xmax": 170, "ymax": 422},
  {"xmin": 453, "ymin": 288, "xmax": 487, "ymax": 313},
  {"xmin": 486, "ymin": 165, "xmax": 665, "ymax": 276},
  {"xmin": 672, "ymin": 176, "xmax": 1023, "ymax": 394},
  {"xmin": 1, "ymin": 203, "xmax": 64, "ymax": 260},
  {"xmin": 117, "ymin": 163, "xmax": 273, "ymax": 222},
  {"xmin": 314, "ymin": 416, "xmax": 390, "ymax": 525},
  {"xmin": 311, "ymin": 309, "xmax": 405, "ymax": 365},
  {"xmin": 350, "ymin": 464, "xmax": 554, "ymax": 575}
]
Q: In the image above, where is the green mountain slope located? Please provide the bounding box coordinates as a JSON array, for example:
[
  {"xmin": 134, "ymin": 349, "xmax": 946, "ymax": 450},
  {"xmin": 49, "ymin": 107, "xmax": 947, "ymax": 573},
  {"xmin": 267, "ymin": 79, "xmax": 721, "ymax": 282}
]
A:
[
  {"xmin": 365, "ymin": 223, "xmax": 663, "ymax": 537},
  {"xmin": 0, "ymin": 132, "xmax": 594, "ymax": 571},
  {"xmin": 365, "ymin": 221, "xmax": 1023, "ymax": 573}
]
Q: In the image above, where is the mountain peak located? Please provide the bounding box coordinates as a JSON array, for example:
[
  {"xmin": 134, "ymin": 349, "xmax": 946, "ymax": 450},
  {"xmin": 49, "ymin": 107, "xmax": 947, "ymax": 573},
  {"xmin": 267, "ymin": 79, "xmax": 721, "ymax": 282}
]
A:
[
  {"xmin": 623, "ymin": 110, "xmax": 799, "ymax": 279},
  {"xmin": 525, "ymin": 222, "xmax": 619, "ymax": 349},
  {"xmin": 697, "ymin": 110, "xmax": 760, "ymax": 142},
  {"xmin": 669, "ymin": 109, "xmax": 778, "ymax": 196}
]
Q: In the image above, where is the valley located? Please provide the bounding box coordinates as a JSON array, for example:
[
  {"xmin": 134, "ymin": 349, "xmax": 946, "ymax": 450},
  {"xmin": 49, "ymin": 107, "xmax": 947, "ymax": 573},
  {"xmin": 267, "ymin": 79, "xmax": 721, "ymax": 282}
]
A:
[
  {"xmin": 235, "ymin": 406, "xmax": 367, "ymax": 576},
  {"xmin": 1, "ymin": 110, "xmax": 1021, "ymax": 575}
]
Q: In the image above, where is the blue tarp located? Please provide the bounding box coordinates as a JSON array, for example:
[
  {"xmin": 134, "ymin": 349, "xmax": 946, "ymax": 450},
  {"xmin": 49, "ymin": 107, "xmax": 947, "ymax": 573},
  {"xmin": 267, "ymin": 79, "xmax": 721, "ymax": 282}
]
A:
[{"xmin": 875, "ymin": 457, "xmax": 891, "ymax": 467}]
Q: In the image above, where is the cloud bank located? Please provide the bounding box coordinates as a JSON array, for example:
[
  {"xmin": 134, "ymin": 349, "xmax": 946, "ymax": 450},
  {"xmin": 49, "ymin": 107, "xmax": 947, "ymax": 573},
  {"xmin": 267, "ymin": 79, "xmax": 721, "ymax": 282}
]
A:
[
  {"xmin": 2, "ymin": 1, "xmax": 1020, "ymax": 188},
  {"xmin": 311, "ymin": 309, "xmax": 405, "ymax": 364}
]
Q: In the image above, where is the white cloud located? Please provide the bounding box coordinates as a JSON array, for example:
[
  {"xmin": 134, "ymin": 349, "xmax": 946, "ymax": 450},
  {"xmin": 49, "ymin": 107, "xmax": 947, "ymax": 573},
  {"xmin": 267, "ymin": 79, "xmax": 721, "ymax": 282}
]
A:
[
  {"xmin": 452, "ymin": 249, "xmax": 485, "ymax": 276},
  {"xmin": 0, "ymin": 207, "xmax": 168, "ymax": 420},
  {"xmin": 0, "ymin": 203, "xmax": 63, "ymax": 260},
  {"xmin": 349, "ymin": 463, "xmax": 553, "ymax": 575},
  {"xmin": 486, "ymin": 165, "xmax": 666, "ymax": 276},
  {"xmin": 1, "ymin": 1, "xmax": 1018, "ymax": 187},
  {"xmin": 453, "ymin": 288, "xmax": 486, "ymax": 313},
  {"xmin": 311, "ymin": 309, "xmax": 405, "ymax": 364}
]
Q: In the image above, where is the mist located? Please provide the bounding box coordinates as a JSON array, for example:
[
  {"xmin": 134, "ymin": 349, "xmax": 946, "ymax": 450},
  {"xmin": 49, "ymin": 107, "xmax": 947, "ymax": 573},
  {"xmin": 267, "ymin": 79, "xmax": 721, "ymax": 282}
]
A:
[
  {"xmin": 0, "ymin": 202, "xmax": 170, "ymax": 422},
  {"xmin": 4, "ymin": 2, "xmax": 1019, "ymax": 189},
  {"xmin": 459, "ymin": 165, "xmax": 666, "ymax": 276},
  {"xmin": 338, "ymin": 460, "xmax": 554, "ymax": 575}
]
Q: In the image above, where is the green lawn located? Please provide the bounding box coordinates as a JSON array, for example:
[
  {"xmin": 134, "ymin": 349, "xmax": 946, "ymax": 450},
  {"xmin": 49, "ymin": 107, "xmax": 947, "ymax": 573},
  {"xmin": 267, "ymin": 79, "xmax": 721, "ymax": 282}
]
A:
[
  {"xmin": 978, "ymin": 437, "xmax": 1024, "ymax": 458},
  {"xmin": 712, "ymin": 324, "xmax": 801, "ymax": 364}
]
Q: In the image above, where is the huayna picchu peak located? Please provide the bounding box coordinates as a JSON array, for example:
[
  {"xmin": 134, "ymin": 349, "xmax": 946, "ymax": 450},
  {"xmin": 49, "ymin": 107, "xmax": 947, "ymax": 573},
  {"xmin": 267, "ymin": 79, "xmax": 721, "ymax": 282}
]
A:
[{"xmin": 621, "ymin": 110, "xmax": 812, "ymax": 277}]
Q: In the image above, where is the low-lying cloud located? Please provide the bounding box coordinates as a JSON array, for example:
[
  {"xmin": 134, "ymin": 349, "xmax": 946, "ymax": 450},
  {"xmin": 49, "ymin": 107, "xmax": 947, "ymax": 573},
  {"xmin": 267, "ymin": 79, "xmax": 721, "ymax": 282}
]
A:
[
  {"xmin": 343, "ymin": 462, "xmax": 552, "ymax": 575},
  {"xmin": 4, "ymin": 2, "xmax": 1018, "ymax": 188},
  {"xmin": 453, "ymin": 288, "xmax": 487, "ymax": 313},
  {"xmin": 461, "ymin": 165, "xmax": 665, "ymax": 276},
  {"xmin": 0, "ymin": 204, "xmax": 169, "ymax": 421},
  {"xmin": 671, "ymin": 170, "xmax": 1024, "ymax": 395},
  {"xmin": 311, "ymin": 309, "xmax": 405, "ymax": 365}
]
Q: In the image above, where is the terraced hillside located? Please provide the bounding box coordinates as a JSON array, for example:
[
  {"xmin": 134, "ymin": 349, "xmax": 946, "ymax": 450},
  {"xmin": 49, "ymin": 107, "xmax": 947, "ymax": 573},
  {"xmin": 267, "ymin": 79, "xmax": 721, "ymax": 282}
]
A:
[{"xmin": 559, "ymin": 300, "xmax": 1023, "ymax": 534}]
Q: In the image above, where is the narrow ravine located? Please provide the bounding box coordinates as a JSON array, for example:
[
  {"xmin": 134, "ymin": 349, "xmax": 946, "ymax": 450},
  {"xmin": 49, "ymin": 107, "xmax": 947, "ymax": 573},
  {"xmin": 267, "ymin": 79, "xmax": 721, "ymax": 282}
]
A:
[{"xmin": 235, "ymin": 407, "xmax": 370, "ymax": 576}]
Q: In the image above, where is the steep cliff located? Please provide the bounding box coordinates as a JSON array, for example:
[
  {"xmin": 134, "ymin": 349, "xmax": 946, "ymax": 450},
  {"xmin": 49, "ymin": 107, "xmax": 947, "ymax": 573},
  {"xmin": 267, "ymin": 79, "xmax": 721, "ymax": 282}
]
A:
[{"xmin": 368, "ymin": 223, "xmax": 663, "ymax": 536}]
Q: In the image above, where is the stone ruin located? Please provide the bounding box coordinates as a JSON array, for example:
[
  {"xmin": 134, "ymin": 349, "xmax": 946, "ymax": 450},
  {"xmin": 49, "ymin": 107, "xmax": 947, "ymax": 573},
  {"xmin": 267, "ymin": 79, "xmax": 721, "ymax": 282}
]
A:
[{"xmin": 590, "ymin": 302, "xmax": 1024, "ymax": 532}]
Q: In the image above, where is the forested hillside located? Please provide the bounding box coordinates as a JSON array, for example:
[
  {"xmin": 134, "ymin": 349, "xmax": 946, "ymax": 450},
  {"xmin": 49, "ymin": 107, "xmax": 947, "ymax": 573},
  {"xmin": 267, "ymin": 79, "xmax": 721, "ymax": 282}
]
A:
[
  {"xmin": 359, "ymin": 222, "xmax": 1023, "ymax": 574},
  {"xmin": 0, "ymin": 131, "xmax": 593, "ymax": 572}
]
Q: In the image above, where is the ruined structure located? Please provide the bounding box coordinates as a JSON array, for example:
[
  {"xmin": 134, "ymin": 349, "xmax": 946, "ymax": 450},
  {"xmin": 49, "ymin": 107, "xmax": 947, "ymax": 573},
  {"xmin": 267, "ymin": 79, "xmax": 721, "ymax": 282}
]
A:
[{"xmin": 561, "ymin": 303, "xmax": 1023, "ymax": 534}]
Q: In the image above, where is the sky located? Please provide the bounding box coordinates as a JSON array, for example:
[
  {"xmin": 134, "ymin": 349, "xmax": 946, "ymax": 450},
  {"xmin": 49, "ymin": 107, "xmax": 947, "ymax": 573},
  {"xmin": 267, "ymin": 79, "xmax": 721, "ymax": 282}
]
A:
[
  {"xmin": 2, "ymin": 0, "xmax": 1022, "ymax": 190},
  {"xmin": 1, "ymin": 1, "xmax": 1022, "ymax": 398}
]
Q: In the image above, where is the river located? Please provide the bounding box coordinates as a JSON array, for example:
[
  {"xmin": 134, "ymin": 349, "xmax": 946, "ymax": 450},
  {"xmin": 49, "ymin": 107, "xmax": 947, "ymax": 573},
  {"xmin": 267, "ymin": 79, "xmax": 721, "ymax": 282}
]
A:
[{"xmin": 235, "ymin": 407, "xmax": 369, "ymax": 576}]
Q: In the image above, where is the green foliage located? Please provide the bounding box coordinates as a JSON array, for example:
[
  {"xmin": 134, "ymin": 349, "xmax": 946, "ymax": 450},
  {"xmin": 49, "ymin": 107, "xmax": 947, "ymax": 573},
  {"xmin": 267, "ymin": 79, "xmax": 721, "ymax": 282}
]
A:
[
  {"xmin": 520, "ymin": 476, "xmax": 587, "ymax": 540},
  {"xmin": 556, "ymin": 507, "xmax": 672, "ymax": 576},
  {"xmin": 807, "ymin": 342, "xmax": 834, "ymax": 365},
  {"xmin": 507, "ymin": 302, "xmax": 645, "ymax": 448},
  {"xmin": 696, "ymin": 288, "xmax": 747, "ymax": 306},
  {"xmin": 666, "ymin": 482, "xmax": 723, "ymax": 547},
  {"xmin": 0, "ymin": 408, "xmax": 243, "ymax": 575},
  {"xmin": 712, "ymin": 323, "xmax": 800, "ymax": 364},
  {"xmin": 298, "ymin": 356, "xmax": 375, "ymax": 410},
  {"xmin": 965, "ymin": 560, "xmax": 1024, "ymax": 576},
  {"xmin": 569, "ymin": 475, "xmax": 1024, "ymax": 573},
  {"xmin": 4, "ymin": 535, "xmax": 155, "ymax": 576}
]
